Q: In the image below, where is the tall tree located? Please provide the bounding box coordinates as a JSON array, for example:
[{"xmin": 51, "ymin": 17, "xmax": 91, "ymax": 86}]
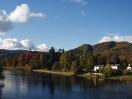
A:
[
  {"xmin": 49, "ymin": 47, "xmax": 56, "ymax": 69},
  {"xmin": 39, "ymin": 53, "xmax": 49, "ymax": 68},
  {"xmin": 60, "ymin": 52, "xmax": 75, "ymax": 70}
]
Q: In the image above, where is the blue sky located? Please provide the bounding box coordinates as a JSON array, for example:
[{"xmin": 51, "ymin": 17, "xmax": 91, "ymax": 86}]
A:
[{"xmin": 0, "ymin": 0, "xmax": 132, "ymax": 51}]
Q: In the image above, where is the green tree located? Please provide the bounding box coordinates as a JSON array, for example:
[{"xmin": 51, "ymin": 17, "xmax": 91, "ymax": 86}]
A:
[
  {"xmin": 52, "ymin": 61, "xmax": 60, "ymax": 71},
  {"xmin": 87, "ymin": 55, "xmax": 95, "ymax": 69},
  {"xmin": 71, "ymin": 60, "xmax": 81, "ymax": 75},
  {"xmin": 103, "ymin": 64, "xmax": 112, "ymax": 77},
  {"xmin": 60, "ymin": 52, "xmax": 74, "ymax": 70},
  {"xmin": 79, "ymin": 55, "xmax": 87, "ymax": 69},
  {"xmin": 39, "ymin": 53, "xmax": 49, "ymax": 68},
  {"xmin": 49, "ymin": 47, "xmax": 56, "ymax": 69},
  {"xmin": 97, "ymin": 56, "xmax": 106, "ymax": 65}
]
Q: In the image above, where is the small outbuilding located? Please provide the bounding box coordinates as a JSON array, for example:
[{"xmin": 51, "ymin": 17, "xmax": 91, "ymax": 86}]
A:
[
  {"xmin": 94, "ymin": 65, "xmax": 104, "ymax": 72},
  {"xmin": 127, "ymin": 64, "xmax": 132, "ymax": 71},
  {"xmin": 111, "ymin": 64, "xmax": 120, "ymax": 70}
]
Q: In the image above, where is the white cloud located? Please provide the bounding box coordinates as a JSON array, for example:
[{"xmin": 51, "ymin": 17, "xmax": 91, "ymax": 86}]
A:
[
  {"xmin": 62, "ymin": 0, "xmax": 88, "ymax": 6},
  {"xmin": 36, "ymin": 43, "xmax": 50, "ymax": 52},
  {"xmin": 0, "ymin": 38, "xmax": 23, "ymax": 49},
  {"xmin": 30, "ymin": 13, "xmax": 45, "ymax": 17},
  {"xmin": 0, "ymin": 4, "xmax": 45, "ymax": 34},
  {"xmin": 21, "ymin": 39, "xmax": 35, "ymax": 49},
  {"xmin": 99, "ymin": 35, "xmax": 132, "ymax": 43},
  {"xmin": 0, "ymin": 38, "xmax": 49, "ymax": 52},
  {"xmin": 8, "ymin": 4, "xmax": 46, "ymax": 23}
]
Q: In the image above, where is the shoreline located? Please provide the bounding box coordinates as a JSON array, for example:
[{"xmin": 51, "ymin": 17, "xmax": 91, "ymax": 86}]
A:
[
  {"xmin": 108, "ymin": 75, "xmax": 132, "ymax": 82},
  {"xmin": 32, "ymin": 69, "xmax": 74, "ymax": 76},
  {"xmin": 32, "ymin": 69, "xmax": 104, "ymax": 79},
  {"xmin": 33, "ymin": 69, "xmax": 132, "ymax": 81},
  {"xmin": 3, "ymin": 67, "xmax": 16, "ymax": 70},
  {"xmin": 3, "ymin": 68, "xmax": 132, "ymax": 81}
]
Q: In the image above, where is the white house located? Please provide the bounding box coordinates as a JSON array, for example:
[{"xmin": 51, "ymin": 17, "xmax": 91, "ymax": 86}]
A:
[
  {"xmin": 111, "ymin": 64, "xmax": 120, "ymax": 70},
  {"xmin": 94, "ymin": 65, "xmax": 103, "ymax": 72},
  {"xmin": 127, "ymin": 64, "xmax": 132, "ymax": 71}
]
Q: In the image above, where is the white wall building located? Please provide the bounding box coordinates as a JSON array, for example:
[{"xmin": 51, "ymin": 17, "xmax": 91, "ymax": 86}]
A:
[
  {"xmin": 111, "ymin": 64, "xmax": 120, "ymax": 70},
  {"xmin": 94, "ymin": 65, "xmax": 103, "ymax": 72},
  {"xmin": 127, "ymin": 64, "xmax": 132, "ymax": 71}
]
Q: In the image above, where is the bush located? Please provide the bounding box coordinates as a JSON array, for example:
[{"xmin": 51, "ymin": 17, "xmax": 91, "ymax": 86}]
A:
[{"xmin": 103, "ymin": 64, "xmax": 112, "ymax": 77}]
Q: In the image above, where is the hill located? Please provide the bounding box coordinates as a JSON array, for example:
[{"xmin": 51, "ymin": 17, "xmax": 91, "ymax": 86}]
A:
[
  {"xmin": 0, "ymin": 49, "xmax": 27, "ymax": 56},
  {"xmin": 69, "ymin": 41, "xmax": 132, "ymax": 64}
]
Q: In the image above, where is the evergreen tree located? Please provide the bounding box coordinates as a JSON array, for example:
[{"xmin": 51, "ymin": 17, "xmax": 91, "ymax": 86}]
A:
[{"xmin": 49, "ymin": 47, "xmax": 56, "ymax": 69}]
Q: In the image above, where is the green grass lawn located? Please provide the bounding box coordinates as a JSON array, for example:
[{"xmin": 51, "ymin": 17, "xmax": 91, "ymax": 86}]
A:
[
  {"xmin": 33, "ymin": 69, "xmax": 104, "ymax": 79},
  {"xmin": 33, "ymin": 69, "xmax": 74, "ymax": 76}
]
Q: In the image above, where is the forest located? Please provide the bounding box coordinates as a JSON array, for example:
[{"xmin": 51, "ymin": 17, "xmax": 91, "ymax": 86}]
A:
[{"xmin": 0, "ymin": 41, "xmax": 132, "ymax": 76}]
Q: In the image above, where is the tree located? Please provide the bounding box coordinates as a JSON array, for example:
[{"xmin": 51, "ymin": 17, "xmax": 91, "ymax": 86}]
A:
[
  {"xmin": 29, "ymin": 58, "xmax": 39, "ymax": 70},
  {"xmin": 52, "ymin": 61, "xmax": 60, "ymax": 71},
  {"xmin": 103, "ymin": 64, "xmax": 112, "ymax": 77},
  {"xmin": 107, "ymin": 55, "xmax": 120, "ymax": 64},
  {"xmin": 12, "ymin": 56, "xmax": 19, "ymax": 67},
  {"xmin": 97, "ymin": 56, "xmax": 106, "ymax": 65},
  {"xmin": 71, "ymin": 60, "xmax": 82, "ymax": 75},
  {"xmin": 79, "ymin": 55, "xmax": 88, "ymax": 69},
  {"xmin": 49, "ymin": 47, "xmax": 56, "ymax": 69},
  {"xmin": 60, "ymin": 52, "xmax": 75, "ymax": 70},
  {"xmin": 87, "ymin": 55, "xmax": 96, "ymax": 69},
  {"xmin": 39, "ymin": 53, "xmax": 49, "ymax": 68}
]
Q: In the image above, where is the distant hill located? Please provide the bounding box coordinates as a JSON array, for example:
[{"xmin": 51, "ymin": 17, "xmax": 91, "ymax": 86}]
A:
[
  {"xmin": 93, "ymin": 41, "xmax": 132, "ymax": 55},
  {"xmin": 0, "ymin": 49, "xmax": 27, "ymax": 56},
  {"xmin": 68, "ymin": 44, "xmax": 93, "ymax": 55},
  {"xmin": 0, "ymin": 41, "xmax": 131, "ymax": 59},
  {"xmin": 69, "ymin": 41, "xmax": 132, "ymax": 64}
]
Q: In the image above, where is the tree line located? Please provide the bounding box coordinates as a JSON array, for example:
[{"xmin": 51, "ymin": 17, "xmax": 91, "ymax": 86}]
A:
[{"xmin": 0, "ymin": 42, "xmax": 131, "ymax": 76}]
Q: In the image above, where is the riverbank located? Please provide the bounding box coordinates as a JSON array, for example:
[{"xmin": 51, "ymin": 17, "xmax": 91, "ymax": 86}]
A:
[
  {"xmin": 3, "ymin": 67, "xmax": 16, "ymax": 70},
  {"xmin": 33, "ymin": 69, "xmax": 74, "ymax": 76},
  {"xmin": 33, "ymin": 69, "xmax": 104, "ymax": 79},
  {"xmin": 4, "ymin": 68, "xmax": 132, "ymax": 81},
  {"xmin": 108, "ymin": 75, "xmax": 132, "ymax": 81},
  {"xmin": 77, "ymin": 73, "xmax": 104, "ymax": 79}
]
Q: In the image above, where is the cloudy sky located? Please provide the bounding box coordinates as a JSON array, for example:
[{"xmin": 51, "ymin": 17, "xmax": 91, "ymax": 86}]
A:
[{"xmin": 0, "ymin": 0, "xmax": 132, "ymax": 51}]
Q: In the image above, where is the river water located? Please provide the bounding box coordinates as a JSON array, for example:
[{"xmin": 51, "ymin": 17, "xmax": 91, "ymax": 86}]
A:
[{"xmin": 0, "ymin": 70, "xmax": 132, "ymax": 99}]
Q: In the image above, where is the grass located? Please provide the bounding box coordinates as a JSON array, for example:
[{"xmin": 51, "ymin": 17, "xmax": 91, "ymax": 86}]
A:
[
  {"xmin": 33, "ymin": 69, "xmax": 74, "ymax": 76},
  {"xmin": 77, "ymin": 73, "xmax": 97, "ymax": 78},
  {"xmin": 33, "ymin": 69, "xmax": 104, "ymax": 79},
  {"xmin": 3, "ymin": 67, "xmax": 16, "ymax": 70},
  {"xmin": 77, "ymin": 73, "xmax": 105, "ymax": 80}
]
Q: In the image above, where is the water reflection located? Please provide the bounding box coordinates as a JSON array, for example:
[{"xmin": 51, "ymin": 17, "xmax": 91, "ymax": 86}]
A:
[{"xmin": 1, "ymin": 70, "xmax": 132, "ymax": 99}]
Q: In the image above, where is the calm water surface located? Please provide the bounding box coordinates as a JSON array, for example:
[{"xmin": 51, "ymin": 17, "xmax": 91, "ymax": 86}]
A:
[{"xmin": 0, "ymin": 70, "xmax": 132, "ymax": 99}]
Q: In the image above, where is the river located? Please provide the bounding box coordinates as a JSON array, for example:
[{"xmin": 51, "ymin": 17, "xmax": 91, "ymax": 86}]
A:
[{"xmin": 0, "ymin": 70, "xmax": 132, "ymax": 99}]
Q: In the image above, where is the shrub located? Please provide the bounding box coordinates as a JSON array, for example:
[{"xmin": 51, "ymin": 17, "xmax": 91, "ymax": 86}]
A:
[{"xmin": 103, "ymin": 64, "xmax": 112, "ymax": 77}]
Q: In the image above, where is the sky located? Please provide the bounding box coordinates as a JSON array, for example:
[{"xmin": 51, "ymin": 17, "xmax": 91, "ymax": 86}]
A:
[{"xmin": 0, "ymin": 0, "xmax": 132, "ymax": 51}]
